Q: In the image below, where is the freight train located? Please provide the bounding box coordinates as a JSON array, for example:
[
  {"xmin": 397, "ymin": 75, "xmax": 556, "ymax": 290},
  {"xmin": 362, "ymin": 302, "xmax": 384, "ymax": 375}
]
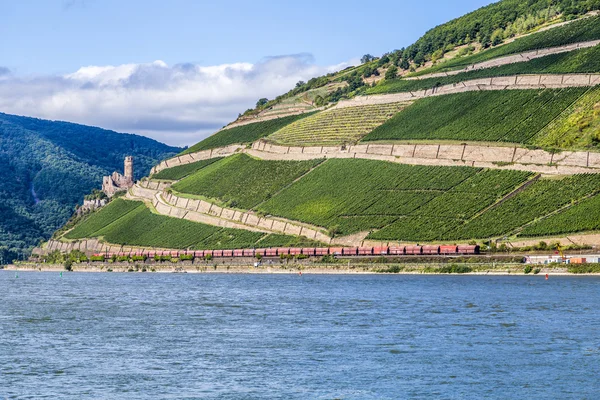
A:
[{"xmin": 94, "ymin": 245, "xmax": 480, "ymax": 259}]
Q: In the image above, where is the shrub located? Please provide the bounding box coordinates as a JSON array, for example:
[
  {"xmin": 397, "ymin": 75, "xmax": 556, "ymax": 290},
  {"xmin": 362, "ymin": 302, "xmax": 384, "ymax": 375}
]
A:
[{"xmin": 524, "ymin": 265, "xmax": 533, "ymax": 274}]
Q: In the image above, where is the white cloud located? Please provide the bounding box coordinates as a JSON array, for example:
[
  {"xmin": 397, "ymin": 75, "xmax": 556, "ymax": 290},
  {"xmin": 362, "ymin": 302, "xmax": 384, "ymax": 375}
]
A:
[{"xmin": 0, "ymin": 55, "xmax": 358, "ymax": 147}]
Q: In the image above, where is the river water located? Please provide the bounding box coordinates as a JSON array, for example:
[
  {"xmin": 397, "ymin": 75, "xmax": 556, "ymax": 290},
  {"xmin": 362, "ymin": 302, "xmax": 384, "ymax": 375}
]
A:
[{"xmin": 1, "ymin": 271, "xmax": 599, "ymax": 399}]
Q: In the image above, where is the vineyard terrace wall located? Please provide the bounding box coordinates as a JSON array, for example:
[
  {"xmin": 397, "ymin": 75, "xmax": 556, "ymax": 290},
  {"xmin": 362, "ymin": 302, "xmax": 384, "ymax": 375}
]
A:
[
  {"xmin": 126, "ymin": 184, "xmax": 333, "ymax": 244},
  {"xmin": 152, "ymin": 140, "xmax": 600, "ymax": 177},
  {"xmin": 408, "ymin": 39, "xmax": 600, "ymax": 80}
]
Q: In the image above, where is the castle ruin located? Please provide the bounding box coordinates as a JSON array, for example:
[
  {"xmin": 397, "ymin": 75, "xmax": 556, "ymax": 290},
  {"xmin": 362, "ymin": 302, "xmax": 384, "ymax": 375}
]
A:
[{"xmin": 102, "ymin": 156, "xmax": 134, "ymax": 197}]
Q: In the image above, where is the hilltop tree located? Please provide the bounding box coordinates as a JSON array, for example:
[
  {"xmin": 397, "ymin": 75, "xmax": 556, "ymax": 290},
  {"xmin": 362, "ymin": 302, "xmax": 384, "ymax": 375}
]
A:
[
  {"xmin": 361, "ymin": 54, "xmax": 375, "ymax": 64},
  {"xmin": 256, "ymin": 98, "xmax": 269, "ymax": 108}
]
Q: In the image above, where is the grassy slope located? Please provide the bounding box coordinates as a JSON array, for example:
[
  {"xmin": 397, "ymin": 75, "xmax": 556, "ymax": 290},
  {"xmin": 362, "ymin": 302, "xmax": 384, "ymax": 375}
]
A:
[
  {"xmin": 362, "ymin": 88, "xmax": 588, "ymax": 145},
  {"xmin": 413, "ymin": 15, "xmax": 600, "ymax": 76},
  {"xmin": 369, "ymin": 45, "xmax": 600, "ymax": 95},
  {"xmin": 181, "ymin": 113, "xmax": 316, "ymax": 154},
  {"xmin": 532, "ymin": 86, "xmax": 600, "ymax": 149},
  {"xmin": 172, "ymin": 154, "xmax": 323, "ymax": 209},
  {"xmin": 65, "ymin": 199, "xmax": 323, "ymax": 249},
  {"xmin": 151, "ymin": 158, "xmax": 223, "ymax": 181}
]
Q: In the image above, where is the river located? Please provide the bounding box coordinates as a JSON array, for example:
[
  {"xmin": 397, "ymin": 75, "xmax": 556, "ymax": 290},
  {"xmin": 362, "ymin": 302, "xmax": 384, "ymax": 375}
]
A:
[{"xmin": 1, "ymin": 272, "xmax": 598, "ymax": 399}]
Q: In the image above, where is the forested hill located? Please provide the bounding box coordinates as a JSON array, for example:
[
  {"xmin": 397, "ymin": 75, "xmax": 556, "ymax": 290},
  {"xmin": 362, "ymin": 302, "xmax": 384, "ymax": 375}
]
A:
[
  {"xmin": 0, "ymin": 112, "xmax": 180, "ymax": 262},
  {"xmin": 403, "ymin": 0, "xmax": 600, "ymax": 64}
]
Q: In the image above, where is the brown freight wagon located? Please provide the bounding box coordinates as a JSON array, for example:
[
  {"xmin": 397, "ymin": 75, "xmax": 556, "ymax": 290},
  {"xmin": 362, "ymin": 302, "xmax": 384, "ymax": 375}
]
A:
[
  {"xmin": 457, "ymin": 245, "xmax": 479, "ymax": 254},
  {"xmin": 440, "ymin": 245, "xmax": 458, "ymax": 255},
  {"xmin": 343, "ymin": 247, "xmax": 358, "ymax": 256},
  {"xmin": 389, "ymin": 247, "xmax": 405, "ymax": 255},
  {"xmin": 277, "ymin": 248, "xmax": 290, "ymax": 256},
  {"xmin": 330, "ymin": 247, "xmax": 343, "ymax": 256},
  {"xmin": 358, "ymin": 247, "xmax": 373, "ymax": 256},
  {"xmin": 289, "ymin": 248, "xmax": 302, "ymax": 256},
  {"xmin": 265, "ymin": 248, "xmax": 278, "ymax": 257},
  {"xmin": 315, "ymin": 248, "xmax": 329, "ymax": 256},
  {"xmin": 422, "ymin": 245, "xmax": 440, "ymax": 255},
  {"xmin": 302, "ymin": 248, "xmax": 317, "ymax": 256},
  {"xmin": 213, "ymin": 250, "xmax": 224, "ymax": 257},
  {"xmin": 233, "ymin": 249, "xmax": 244, "ymax": 257},
  {"xmin": 243, "ymin": 249, "xmax": 255, "ymax": 257},
  {"xmin": 405, "ymin": 246, "xmax": 423, "ymax": 255},
  {"xmin": 223, "ymin": 250, "xmax": 234, "ymax": 257},
  {"xmin": 374, "ymin": 247, "xmax": 389, "ymax": 255},
  {"xmin": 255, "ymin": 249, "xmax": 267, "ymax": 257}
]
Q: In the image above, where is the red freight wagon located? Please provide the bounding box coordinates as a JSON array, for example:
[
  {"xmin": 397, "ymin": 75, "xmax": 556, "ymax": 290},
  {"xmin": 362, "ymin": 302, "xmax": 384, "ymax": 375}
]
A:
[
  {"xmin": 277, "ymin": 248, "xmax": 290, "ymax": 256},
  {"xmin": 389, "ymin": 247, "xmax": 405, "ymax": 255},
  {"xmin": 255, "ymin": 249, "xmax": 267, "ymax": 256},
  {"xmin": 170, "ymin": 251, "xmax": 179, "ymax": 257},
  {"xmin": 330, "ymin": 247, "xmax": 343, "ymax": 255},
  {"xmin": 374, "ymin": 247, "xmax": 389, "ymax": 255},
  {"xmin": 302, "ymin": 248, "xmax": 316, "ymax": 256},
  {"xmin": 458, "ymin": 245, "xmax": 479, "ymax": 254},
  {"xmin": 289, "ymin": 248, "xmax": 302, "ymax": 255},
  {"xmin": 223, "ymin": 250, "xmax": 234, "ymax": 257},
  {"xmin": 243, "ymin": 249, "xmax": 255, "ymax": 257},
  {"xmin": 343, "ymin": 247, "xmax": 358, "ymax": 256},
  {"xmin": 147, "ymin": 251, "xmax": 155, "ymax": 257},
  {"xmin": 265, "ymin": 248, "xmax": 278, "ymax": 257},
  {"xmin": 358, "ymin": 247, "xmax": 373, "ymax": 256},
  {"xmin": 233, "ymin": 249, "xmax": 244, "ymax": 257},
  {"xmin": 213, "ymin": 250, "xmax": 223, "ymax": 257},
  {"xmin": 194, "ymin": 251, "xmax": 204, "ymax": 257},
  {"xmin": 315, "ymin": 248, "xmax": 329, "ymax": 256},
  {"xmin": 440, "ymin": 245, "xmax": 458, "ymax": 255},
  {"xmin": 405, "ymin": 246, "xmax": 422, "ymax": 255},
  {"xmin": 422, "ymin": 245, "xmax": 440, "ymax": 255},
  {"xmin": 204, "ymin": 250, "xmax": 214, "ymax": 257}
]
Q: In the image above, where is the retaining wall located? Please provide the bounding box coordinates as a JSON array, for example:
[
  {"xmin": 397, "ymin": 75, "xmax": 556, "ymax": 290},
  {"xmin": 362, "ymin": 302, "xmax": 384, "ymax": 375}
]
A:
[{"xmin": 407, "ymin": 39, "xmax": 600, "ymax": 80}]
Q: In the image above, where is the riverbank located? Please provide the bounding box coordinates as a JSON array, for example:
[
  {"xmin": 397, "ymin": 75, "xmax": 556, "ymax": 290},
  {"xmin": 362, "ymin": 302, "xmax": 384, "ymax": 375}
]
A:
[{"xmin": 3, "ymin": 262, "xmax": 593, "ymax": 275}]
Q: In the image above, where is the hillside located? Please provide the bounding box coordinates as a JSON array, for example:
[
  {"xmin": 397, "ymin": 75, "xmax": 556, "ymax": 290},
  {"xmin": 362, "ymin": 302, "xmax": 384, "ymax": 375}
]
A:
[
  {"xmin": 0, "ymin": 113, "xmax": 180, "ymax": 262},
  {"xmin": 47, "ymin": 0, "xmax": 600, "ymax": 257}
]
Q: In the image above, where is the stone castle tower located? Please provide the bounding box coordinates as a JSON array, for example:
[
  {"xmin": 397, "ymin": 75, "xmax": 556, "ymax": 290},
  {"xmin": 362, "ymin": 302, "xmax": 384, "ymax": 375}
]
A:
[
  {"xmin": 124, "ymin": 156, "xmax": 134, "ymax": 184},
  {"xmin": 102, "ymin": 156, "xmax": 135, "ymax": 197}
]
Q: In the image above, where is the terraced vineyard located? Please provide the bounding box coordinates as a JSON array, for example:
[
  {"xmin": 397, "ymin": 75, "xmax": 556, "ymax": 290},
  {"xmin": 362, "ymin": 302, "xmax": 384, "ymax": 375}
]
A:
[
  {"xmin": 520, "ymin": 195, "xmax": 600, "ymax": 237},
  {"xmin": 64, "ymin": 199, "xmax": 320, "ymax": 249},
  {"xmin": 369, "ymin": 174, "xmax": 600, "ymax": 242},
  {"xmin": 414, "ymin": 15, "xmax": 600, "ymax": 76},
  {"xmin": 181, "ymin": 112, "xmax": 316, "ymax": 154},
  {"xmin": 172, "ymin": 154, "xmax": 323, "ymax": 209},
  {"xmin": 368, "ymin": 45, "xmax": 600, "ymax": 95},
  {"xmin": 257, "ymin": 159, "xmax": 532, "ymax": 236},
  {"xmin": 266, "ymin": 103, "xmax": 408, "ymax": 146},
  {"xmin": 151, "ymin": 158, "xmax": 223, "ymax": 181},
  {"xmin": 363, "ymin": 88, "xmax": 588, "ymax": 144},
  {"xmin": 450, "ymin": 174, "xmax": 600, "ymax": 240},
  {"xmin": 65, "ymin": 199, "xmax": 141, "ymax": 240}
]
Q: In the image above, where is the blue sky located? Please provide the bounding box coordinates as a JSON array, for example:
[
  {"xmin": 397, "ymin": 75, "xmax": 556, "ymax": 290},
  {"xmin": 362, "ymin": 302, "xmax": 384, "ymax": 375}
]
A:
[{"xmin": 0, "ymin": 0, "xmax": 495, "ymax": 146}]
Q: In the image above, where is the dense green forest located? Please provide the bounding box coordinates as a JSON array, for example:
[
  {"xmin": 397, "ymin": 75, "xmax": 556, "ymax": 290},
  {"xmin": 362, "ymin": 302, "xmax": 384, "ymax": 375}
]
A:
[
  {"xmin": 0, "ymin": 113, "xmax": 180, "ymax": 263},
  {"xmin": 403, "ymin": 0, "xmax": 600, "ymax": 66}
]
